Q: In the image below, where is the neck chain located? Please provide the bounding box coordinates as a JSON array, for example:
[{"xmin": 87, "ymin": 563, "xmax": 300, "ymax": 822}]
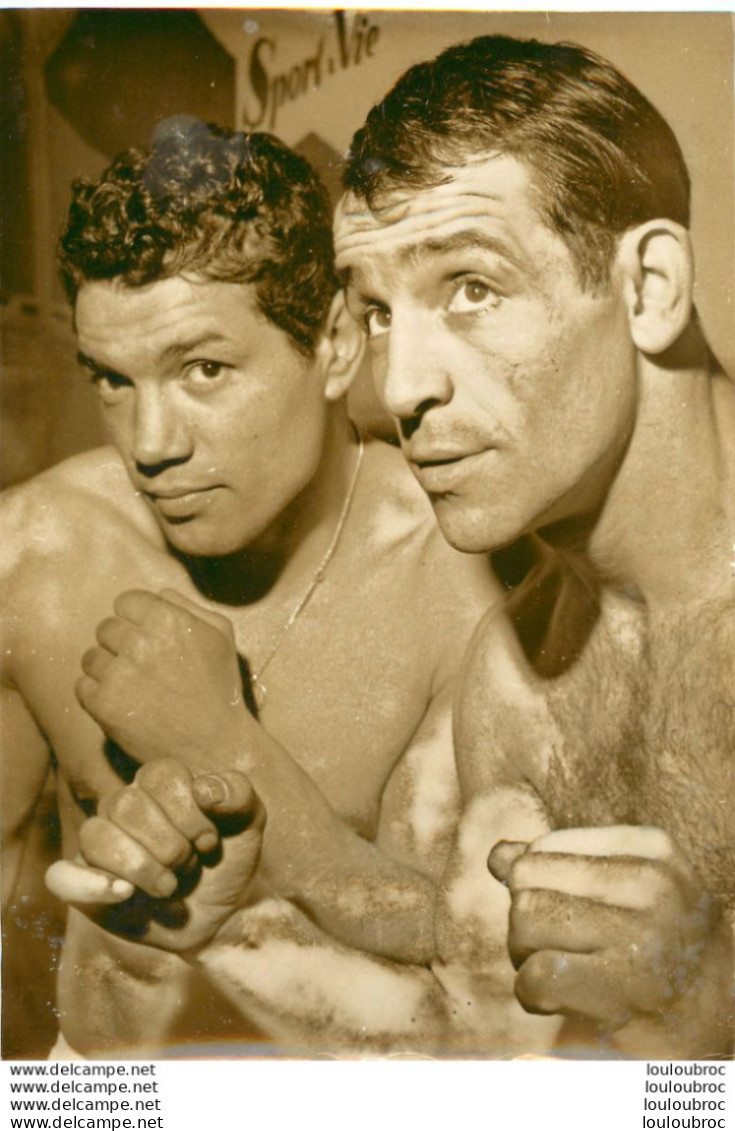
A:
[{"xmin": 251, "ymin": 433, "xmax": 365, "ymax": 709}]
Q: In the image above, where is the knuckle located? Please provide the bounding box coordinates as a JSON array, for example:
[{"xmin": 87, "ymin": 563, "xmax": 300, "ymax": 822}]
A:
[
  {"xmin": 508, "ymin": 892, "xmax": 535, "ymax": 959},
  {"xmin": 637, "ymin": 923, "xmax": 669, "ymax": 968},
  {"xmin": 508, "ymin": 854, "xmax": 536, "ymax": 891},
  {"xmin": 137, "ymin": 757, "xmax": 189, "ymax": 793},
  {"xmin": 78, "ymin": 816, "xmax": 110, "ymax": 861},
  {"xmin": 125, "ymin": 631, "xmax": 150, "ymax": 665},
  {"xmin": 632, "ymin": 863, "xmax": 683, "ymax": 923},
  {"xmin": 106, "ymin": 786, "xmax": 141, "ymax": 825},
  {"xmin": 113, "ymin": 590, "xmax": 142, "ymax": 618},
  {"xmin": 148, "ymin": 600, "xmax": 184, "ymax": 635},
  {"xmin": 512, "ymin": 888, "xmax": 536, "ymax": 920},
  {"xmin": 160, "ymin": 833, "xmax": 192, "ymax": 868},
  {"xmin": 80, "ymin": 647, "xmax": 96, "ymax": 672},
  {"xmin": 95, "ymin": 617, "xmax": 118, "ymax": 643},
  {"xmin": 74, "ymin": 674, "xmax": 94, "ymax": 705},
  {"xmin": 88, "ymin": 683, "xmax": 117, "ymax": 722},
  {"xmin": 515, "ymin": 953, "xmax": 560, "ymax": 1014},
  {"xmin": 97, "ymin": 786, "xmax": 127, "ymax": 820},
  {"xmin": 645, "ymin": 867, "xmax": 676, "ymax": 908}
]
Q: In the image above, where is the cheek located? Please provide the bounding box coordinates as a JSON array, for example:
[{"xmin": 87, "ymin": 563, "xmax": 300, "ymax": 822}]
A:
[
  {"xmin": 217, "ymin": 396, "xmax": 326, "ymax": 484},
  {"xmin": 460, "ymin": 304, "xmax": 564, "ymax": 412}
]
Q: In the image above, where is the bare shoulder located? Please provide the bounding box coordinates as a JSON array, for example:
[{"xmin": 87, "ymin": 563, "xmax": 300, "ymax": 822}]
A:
[
  {"xmin": 0, "ymin": 448, "xmax": 160, "ymax": 645},
  {"xmin": 1, "ymin": 447, "xmax": 158, "ymax": 577}
]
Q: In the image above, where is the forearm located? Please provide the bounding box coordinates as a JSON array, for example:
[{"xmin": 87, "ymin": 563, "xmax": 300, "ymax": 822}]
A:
[
  {"xmin": 196, "ymin": 896, "xmax": 445, "ymax": 1055},
  {"xmin": 197, "ymin": 898, "xmax": 560, "ymax": 1058},
  {"xmin": 275, "ymin": 829, "xmax": 437, "ymax": 965},
  {"xmin": 228, "ymin": 722, "xmax": 437, "ymax": 964}
]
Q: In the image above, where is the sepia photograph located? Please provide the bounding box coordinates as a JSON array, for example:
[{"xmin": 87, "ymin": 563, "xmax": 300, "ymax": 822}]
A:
[{"xmin": 1, "ymin": 5, "xmax": 733, "ymax": 1080}]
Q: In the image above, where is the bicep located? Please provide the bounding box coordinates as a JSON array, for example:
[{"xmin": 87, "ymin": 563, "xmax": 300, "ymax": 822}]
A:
[{"xmin": 1, "ymin": 681, "xmax": 53, "ymax": 908}]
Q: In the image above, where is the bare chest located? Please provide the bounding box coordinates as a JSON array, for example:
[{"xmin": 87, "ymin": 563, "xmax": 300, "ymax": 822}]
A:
[
  {"xmin": 539, "ymin": 598, "xmax": 735, "ymax": 907},
  {"xmin": 14, "ymin": 541, "xmax": 432, "ymax": 840},
  {"xmin": 229, "ymin": 572, "xmax": 434, "ymax": 833}
]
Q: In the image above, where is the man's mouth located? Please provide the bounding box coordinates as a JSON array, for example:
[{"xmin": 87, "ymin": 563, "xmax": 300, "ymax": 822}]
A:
[
  {"xmin": 416, "ymin": 456, "xmax": 464, "ymax": 468},
  {"xmin": 409, "ymin": 450, "xmax": 491, "ymax": 494},
  {"xmin": 142, "ymin": 485, "xmax": 221, "ymax": 520}
]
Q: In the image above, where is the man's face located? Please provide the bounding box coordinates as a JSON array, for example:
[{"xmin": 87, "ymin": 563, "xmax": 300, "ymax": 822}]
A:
[
  {"xmin": 75, "ymin": 275, "xmax": 330, "ymax": 557},
  {"xmin": 335, "ymin": 155, "xmax": 637, "ymax": 553}
]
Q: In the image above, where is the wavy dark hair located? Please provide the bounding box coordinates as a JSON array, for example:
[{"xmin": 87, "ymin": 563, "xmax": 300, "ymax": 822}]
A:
[
  {"xmin": 59, "ymin": 119, "xmax": 339, "ymax": 356},
  {"xmin": 344, "ymin": 36, "xmax": 690, "ymax": 289}
]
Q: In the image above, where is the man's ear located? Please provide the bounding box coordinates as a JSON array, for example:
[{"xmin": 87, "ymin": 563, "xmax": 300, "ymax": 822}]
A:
[
  {"xmin": 318, "ymin": 290, "xmax": 366, "ymax": 402},
  {"xmin": 617, "ymin": 220, "xmax": 693, "ymax": 354}
]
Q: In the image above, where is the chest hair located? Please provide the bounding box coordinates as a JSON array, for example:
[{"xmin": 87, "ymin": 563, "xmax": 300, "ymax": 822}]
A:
[{"xmin": 543, "ymin": 595, "xmax": 734, "ymax": 909}]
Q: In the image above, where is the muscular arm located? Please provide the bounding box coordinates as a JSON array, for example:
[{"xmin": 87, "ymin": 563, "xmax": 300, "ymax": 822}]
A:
[
  {"xmin": 245, "ymin": 680, "xmax": 457, "ymax": 964},
  {"xmin": 74, "ymin": 569, "xmax": 494, "ymax": 965},
  {"xmin": 196, "ymin": 705, "xmax": 560, "ymax": 1055},
  {"xmin": 0, "ymin": 682, "xmax": 52, "ymax": 912},
  {"xmin": 77, "ymin": 645, "xmax": 460, "ymax": 964},
  {"xmin": 62, "ymin": 592, "xmax": 563, "ymax": 1056},
  {"xmin": 198, "ymin": 897, "xmax": 446, "ymax": 1055},
  {"xmin": 0, "ymin": 491, "xmax": 54, "ymax": 911}
]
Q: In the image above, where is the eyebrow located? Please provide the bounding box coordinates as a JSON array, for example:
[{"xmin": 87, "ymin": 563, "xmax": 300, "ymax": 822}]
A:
[
  {"xmin": 158, "ymin": 333, "xmax": 231, "ymax": 361},
  {"xmin": 399, "ymin": 229, "xmax": 523, "ymax": 271},
  {"xmin": 77, "ymin": 334, "xmax": 231, "ymax": 376},
  {"xmin": 76, "ymin": 351, "xmax": 122, "ymax": 380},
  {"xmin": 340, "ymin": 228, "xmax": 523, "ymax": 289}
]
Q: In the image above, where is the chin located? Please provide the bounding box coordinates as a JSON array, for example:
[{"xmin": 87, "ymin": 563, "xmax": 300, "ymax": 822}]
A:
[
  {"xmin": 432, "ymin": 498, "xmax": 522, "ymax": 556},
  {"xmin": 162, "ymin": 522, "xmax": 252, "ymax": 560},
  {"xmin": 433, "ymin": 514, "xmax": 495, "ymax": 556}
]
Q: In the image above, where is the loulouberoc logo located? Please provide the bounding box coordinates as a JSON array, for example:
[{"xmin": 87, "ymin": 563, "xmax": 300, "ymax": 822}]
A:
[{"xmin": 242, "ymin": 10, "xmax": 381, "ymax": 131}]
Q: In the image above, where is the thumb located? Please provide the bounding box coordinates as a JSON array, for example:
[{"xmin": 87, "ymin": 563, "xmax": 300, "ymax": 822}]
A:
[
  {"xmin": 487, "ymin": 840, "xmax": 528, "ymax": 883},
  {"xmin": 193, "ymin": 770, "xmax": 258, "ymax": 817},
  {"xmin": 45, "ymin": 858, "xmax": 134, "ymax": 905}
]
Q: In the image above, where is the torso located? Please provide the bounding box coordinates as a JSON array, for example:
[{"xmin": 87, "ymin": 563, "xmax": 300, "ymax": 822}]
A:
[
  {"xmin": 432, "ymin": 545, "xmax": 734, "ymax": 1056},
  {"xmin": 463, "ymin": 552, "xmax": 735, "ymax": 911},
  {"xmin": 2, "ymin": 441, "xmax": 492, "ymax": 1056}
]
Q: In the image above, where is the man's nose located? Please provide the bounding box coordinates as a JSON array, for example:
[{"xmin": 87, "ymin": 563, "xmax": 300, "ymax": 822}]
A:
[
  {"xmin": 380, "ymin": 313, "xmax": 453, "ymax": 435},
  {"xmin": 132, "ymin": 387, "xmax": 192, "ymax": 473}
]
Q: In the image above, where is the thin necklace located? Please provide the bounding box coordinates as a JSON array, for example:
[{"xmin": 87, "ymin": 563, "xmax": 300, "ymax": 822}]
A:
[{"xmin": 251, "ymin": 432, "xmax": 365, "ymax": 709}]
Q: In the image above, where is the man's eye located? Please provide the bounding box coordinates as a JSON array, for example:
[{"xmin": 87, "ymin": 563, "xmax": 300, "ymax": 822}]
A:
[
  {"xmin": 364, "ymin": 307, "xmax": 391, "ymax": 338},
  {"xmin": 448, "ymin": 280, "xmax": 499, "ymax": 314},
  {"xmin": 91, "ymin": 373, "xmax": 131, "ymax": 402},
  {"xmin": 187, "ymin": 361, "xmax": 227, "ymax": 386}
]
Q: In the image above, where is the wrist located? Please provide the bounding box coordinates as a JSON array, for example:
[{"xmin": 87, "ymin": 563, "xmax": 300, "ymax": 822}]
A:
[{"xmin": 196, "ymin": 713, "xmax": 257, "ymax": 777}]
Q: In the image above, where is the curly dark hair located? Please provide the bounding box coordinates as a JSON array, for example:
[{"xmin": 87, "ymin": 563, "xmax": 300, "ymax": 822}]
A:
[
  {"xmin": 59, "ymin": 118, "xmax": 339, "ymax": 356},
  {"xmin": 344, "ymin": 36, "xmax": 690, "ymax": 289}
]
